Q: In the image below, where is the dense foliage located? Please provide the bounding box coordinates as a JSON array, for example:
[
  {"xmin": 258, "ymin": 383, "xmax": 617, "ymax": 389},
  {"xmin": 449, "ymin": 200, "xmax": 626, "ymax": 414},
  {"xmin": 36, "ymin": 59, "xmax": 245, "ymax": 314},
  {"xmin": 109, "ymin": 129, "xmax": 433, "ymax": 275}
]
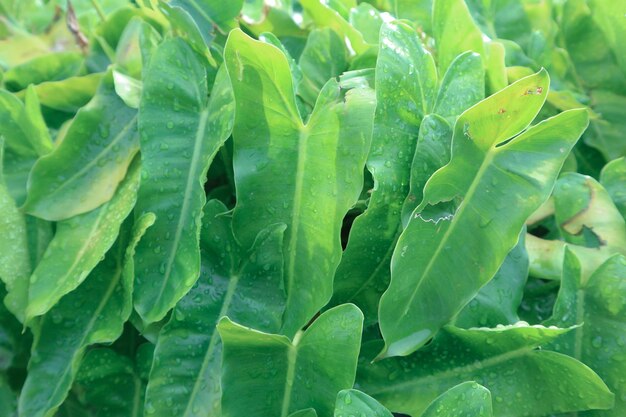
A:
[{"xmin": 0, "ymin": 0, "xmax": 625, "ymax": 416}]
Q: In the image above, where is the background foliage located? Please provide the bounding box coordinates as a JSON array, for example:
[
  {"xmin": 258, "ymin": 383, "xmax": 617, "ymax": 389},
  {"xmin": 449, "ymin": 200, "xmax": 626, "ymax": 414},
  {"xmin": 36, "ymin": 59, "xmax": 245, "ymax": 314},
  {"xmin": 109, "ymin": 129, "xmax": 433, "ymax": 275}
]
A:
[{"xmin": 0, "ymin": 0, "xmax": 625, "ymax": 416}]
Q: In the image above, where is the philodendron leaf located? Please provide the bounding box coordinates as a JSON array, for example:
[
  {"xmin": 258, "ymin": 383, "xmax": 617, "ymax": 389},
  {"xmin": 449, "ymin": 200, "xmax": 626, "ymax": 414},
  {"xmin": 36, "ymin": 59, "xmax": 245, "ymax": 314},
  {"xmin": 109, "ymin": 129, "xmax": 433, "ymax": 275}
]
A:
[
  {"xmin": 75, "ymin": 348, "xmax": 148, "ymax": 417},
  {"xmin": 299, "ymin": 0, "xmax": 370, "ymax": 56},
  {"xmin": 401, "ymin": 51, "xmax": 485, "ymax": 225},
  {"xmin": 455, "ymin": 231, "xmax": 528, "ymax": 328},
  {"xmin": 0, "ymin": 141, "xmax": 31, "ymax": 321},
  {"xmin": 553, "ymin": 172, "xmax": 626, "ymax": 250},
  {"xmin": 25, "ymin": 159, "xmax": 141, "ymax": 321},
  {"xmin": 290, "ymin": 409, "xmax": 318, "ymax": 417},
  {"xmin": 18, "ymin": 212, "xmax": 153, "ymax": 417},
  {"xmin": 600, "ymin": 157, "xmax": 626, "ymax": 218},
  {"xmin": 331, "ymin": 20, "xmax": 436, "ymax": 324},
  {"xmin": 145, "ymin": 199, "xmax": 285, "ymax": 417},
  {"xmin": 217, "ymin": 304, "xmax": 364, "ymax": 417},
  {"xmin": 171, "ymin": 0, "xmax": 243, "ymax": 33},
  {"xmin": 0, "ymin": 87, "xmax": 52, "ymax": 159},
  {"xmin": 297, "ymin": 28, "xmax": 349, "ymax": 106},
  {"xmin": 133, "ymin": 38, "xmax": 234, "ymax": 324},
  {"xmin": 0, "ymin": 374, "xmax": 16, "ymax": 417},
  {"xmin": 334, "ymin": 389, "xmax": 393, "ymax": 417},
  {"xmin": 432, "ymin": 0, "xmax": 484, "ymax": 75},
  {"xmin": 357, "ymin": 324, "xmax": 614, "ymax": 417},
  {"xmin": 378, "ymin": 70, "xmax": 589, "ymax": 358},
  {"xmin": 24, "ymin": 72, "xmax": 139, "ymax": 221},
  {"xmin": 420, "ymin": 382, "xmax": 492, "ymax": 417},
  {"xmin": 544, "ymin": 249, "xmax": 626, "ymax": 416},
  {"xmin": 224, "ymin": 29, "xmax": 375, "ymax": 336},
  {"xmin": 28, "ymin": 73, "xmax": 103, "ymax": 113}
]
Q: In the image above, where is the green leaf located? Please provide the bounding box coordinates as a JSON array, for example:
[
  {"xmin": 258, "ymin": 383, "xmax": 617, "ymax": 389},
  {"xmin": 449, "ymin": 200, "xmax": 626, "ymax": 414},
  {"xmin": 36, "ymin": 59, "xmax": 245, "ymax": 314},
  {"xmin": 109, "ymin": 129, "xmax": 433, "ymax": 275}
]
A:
[
  {"xmin": 300, "ymin": 0, "xmax": 371, "ymax": 56},
  {"xmin": 601, "ymin": 157, "xmax": 626, "ymax": 218},
  {"xmin": 0, "ymin": 141, "xmax": 31, "ymax": 322},
  {"xmin": 420, "ymin": 382, "xmax": 492, "ymax": 417},
  {"xmin": 348, "ymin": 4, "xmax": 384, "ymax": 45},
  {"xmin": 23, "ymin": 72, "xmax": 139, "ymax": 221},
  {"xmin": 133, "ymin": 38, "xmax": 235, "ymax": 323},
  {"xmin": 401, "ymin": 51, "xmax": 484, "ymax": 224},
  {"xmin": 218, "ymin": 304, "xmax": 364, "ymax": 417},
  {"xmin": 388, "ymin": 0, "xmax": 433, "ymax": 32},
  {"xmin": 358, "ymin": 324, "xmax": 614, "ymax": 417},
  {"xmin": 378, "ymin": 70, "xmax": 589, "ymax": 358},
  {"xmin": 545, "ymin": 249, "xmax": 626, "ymax": 416},
  {"xmin": 297, "ymin": 28, "xmax": 349, "ymax": 106},
  {"xmin": 170, "ymin": 0, "xmax": 243, "ymax": 33},
  {"xmin": 455, "ymin": 232, "xmax": 528, "ymax": 328},
  {"xmin": 75, "ymin": 348, "xmax": 147, "ymax": 417},
  {"xmin": 144, "ymin": 199, "xmax": 285, "ymax": 417},
  {"xmin": 334, "ymin": 389, "xmax": 393, "ymax": 417},
  {"xmin": 289, "ymin": 409, "xmax": 318, "ymax": 417},
  {"xmin": 584, "ymin": 90, "xmax": 626, "ymax": 160},
  {"xmin": 553, "ymin": 173, "xmax": 626, "ymax": 250},
  {"xmin": 330, "ymin": 21, "xmax": 435, "ymax": 324},
  {"xmin": 0, "ymin": 88, "xmax": 52, "ymax": 158},
  {"xmin": 25, "ymin": 158, "xmax": 141, "ymax": 321},
  {"xmin": 0, "ymin": 374, "xmax": 16, "ymax": 417},
  {"xmin": 27, "ymin": 73, "xmax": 103, "ymax": 113},
  {"xmin": 18, "ymin": 212, "xmax": 154, "ymax": 417},
  {"xmin": 224, "ymin": 28, "xmax": 375, "ymax": 336},
  {"xmin": 3, "ymin": 52, "xmax": 83, "ymax": 92},
  {"xmin": 433, "ymin": 0, "xmax": 484, "ymax": 76}
]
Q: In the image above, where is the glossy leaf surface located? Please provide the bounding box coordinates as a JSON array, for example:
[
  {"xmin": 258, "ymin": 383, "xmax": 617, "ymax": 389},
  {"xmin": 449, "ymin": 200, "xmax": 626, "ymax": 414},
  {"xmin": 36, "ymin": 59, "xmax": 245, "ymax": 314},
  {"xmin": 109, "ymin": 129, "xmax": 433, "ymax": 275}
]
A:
[
  {"xmin": 331, "ymin": 21, "xmax": 435, "ymax": 324},
  {"xmin": 420, "ymin": 382, "xmax": 492, "ymax": 417},
  {"xmin": 133, "ymin": 38, "xmax": 234, "ymax": 323},
  {"xmin": 334, "ymin": 389, "xmax": 393, "ymax": 417},
  {"xmin": 145, "ymin": 200, "xmax": 285, "ymax": 417},
  {"xmin": 545, "ymin": 249, "xmax": 626, "ymax": 416},
  {"xmin": 358, "ymin": 325, "xmax": 613, "ymax": 417},
  {"xmin": 18, "ymin": 212, "xmax": 153, "ymax": 417},
  {"xmin": 24, "ymin": 72, "xmax": 139, "ymax": 221},
  {"xmin": 378, "ymin": 71, "xmax": 589, "ymax": 358},
  {"xmin": 26, "ymin": 159, "xmax": 141, "ymax": 320},
  {"xmin": 218, "ymin": 304, "xmax": 363, "ymax": 417},
  {"xmin": 600, "ymin": 157, "xmax": 626, "ymax": 218},
  {"xmin": 225, "ymin": 29, "xmax": 375, "ymax": 336}
]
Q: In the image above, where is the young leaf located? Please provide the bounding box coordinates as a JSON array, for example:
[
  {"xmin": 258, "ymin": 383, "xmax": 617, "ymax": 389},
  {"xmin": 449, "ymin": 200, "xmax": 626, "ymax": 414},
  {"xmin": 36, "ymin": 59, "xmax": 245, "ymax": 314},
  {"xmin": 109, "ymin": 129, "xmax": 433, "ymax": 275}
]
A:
[
  {"xmin": 24, "ymin": 72, "xmax": 139, "ymax": 221},
  {"xmin": 224, "ymin": 29, "xmax": 375, "ymax": 336},
  {"xmin": 358, "ymin": 324, "xmax": 613, "ymax": 417},
  {"xmin": 18, "ymin": 212, "xmax": 154, "ymax": 417},
  {"xmin": 334, "ymin": 389, "xmax": 393, "ymax": 417},
  {"xmin": 144, "ymin": 200, "xmax": 285, "ymax": 417},
  {"xmin": 378, "ymin": 70, "xmax": 589, "ymax": 358},
  {"xmin": 25, "ymin": 159, "xmax": 141, "ymax": 320},
  {"xmin": 544, "ymin": 249, "xmax": 626, "ymax": 416},
  {"xmin": 420, "ymin": 382, "xmax": 492, "ymax": 417},
  {"xmin": 218, "ymin": 304, "xmax": 364, "ymax": 417},
  {"xmin": 133, "ymin": 39, "xmax": 235, "ymax": 324}
]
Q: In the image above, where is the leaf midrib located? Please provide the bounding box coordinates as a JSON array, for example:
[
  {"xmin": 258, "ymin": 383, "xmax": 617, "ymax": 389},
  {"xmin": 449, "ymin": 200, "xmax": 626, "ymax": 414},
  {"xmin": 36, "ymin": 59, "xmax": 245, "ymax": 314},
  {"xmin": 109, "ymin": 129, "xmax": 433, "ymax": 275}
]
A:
[
  {"xmin": 152, "ymin": 107, "xmax": 210, "ymax": 315},
  {"xmin": 368, "ymin": 345, "xmax": 533, "ymax": 396},
  {"xmin": 40, "ymin": 256, "xmax": 125, "ymax": 414},
  {"xmin": 399, "ymin": 151, "xmax": 495, "ymax": 317},
  {"xmin": 30, "ymin": 114, "xmax": 138, "ymax": 206}
]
